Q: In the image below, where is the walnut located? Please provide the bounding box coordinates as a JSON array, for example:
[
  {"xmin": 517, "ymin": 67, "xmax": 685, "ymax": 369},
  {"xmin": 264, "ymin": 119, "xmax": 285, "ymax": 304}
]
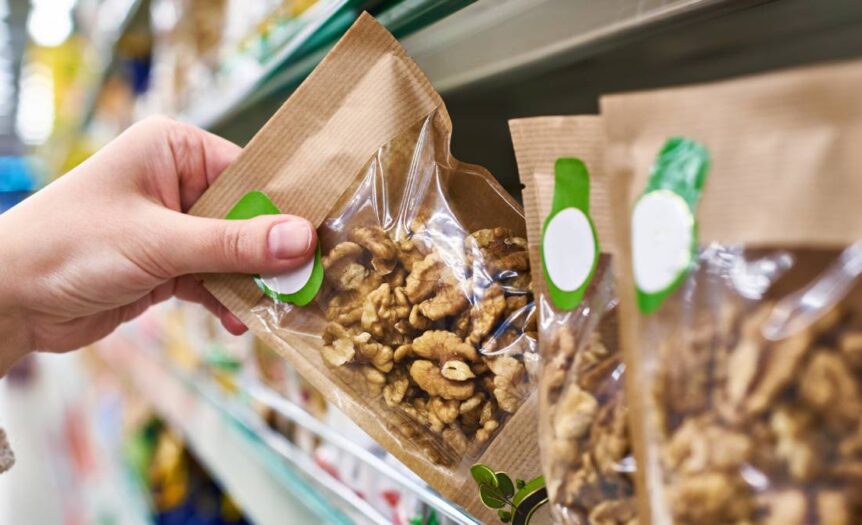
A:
[
  {"xmin": 412, "ymin": 330, "xmax": 479, "ymax": 363},
  {"xmin": 405, "ymin": 253, "xmax": 446, "ymax": 303},
  {"xmin": 668, "ymin": 472, "xmax": 753, "ymax": 523},
  {"xmin": 321, "ymin": 339, "xmax": 355, "ymax": 367},
  {"xmin": 552, "ymin": 384, "xmax": 597, "ymax": 440},
  {"xmin": 487, "ymin": 356, "xmax": 529, "ymax": 413},
  {"xmin": 393, "ymin": 343, "xmax": 412, "ymax": 363},
  {"xmin": 590, "ymin": 399, "xmax": 630, "ymax": 475},
  {"xmin": 419, "ymin": 282, "xmax": 470, "ymax": 321},
  {"xmin": 397, "ymin": 239, "xmax": 426, "ymax": 271},
  {"xmin": 429, "ymin": 397, "xmax": 459, "ymax": 425},
  {"xmin": 326, "ymin": 291, "xmax": 364, "ymax": 326},
  {"xmin": 757, "ymin": 490, "xmax": 806, "ymax": 525},
  {"xmin": 408, "ymin": 304, "xmax": 432, "ymax": 330},
  {"xmin": 771, "ymin": 405, "xmax": 820, "ymax": 481},
  {"xmin": 664, "ymin": 415, "xmax": 752, "ymax": 475},
  {"xmin": 816, "ymin": 490, "xmax": 851, "ymax": 525},
  {"xmin": 475, "ymin": 419, "xmax": 499, "ymax": 443},
  {"xmin": 361, "ymin": 283, "xmax": 410, "ymax": 339},
  {"xmin": 588, "ymin": 500, "xmax": 637, "ymax": 525},
  {"xmin": 467, "ymin": 283, "xmax": 507, "ymax": 345},
  {"xmin": 465, "ymin": 227, "xmax": 530, "ymax": 279},
  {"xmin": 322, "ymin": 242, "xmax": 368, "ymax": 291},
  {"xmin": 356, "ymin": 339, "xmax": 394, "ymax": 373},
  {"xmin": 459, "ymin": 393, "xmax": 484, "ymax": 414},
  {"xmin": 409, "ymin": 360, "xmax": 475, "ymax": 400},
  {"xmin": 383, "ymin": 368, "xmax": 409, "ymax": 407},
  {"xmin": 505, "ymin": 295, "xmax": 529, "ymax": 317},
  {"xmin": 441, "ymin": 360, "xmax": 475, "ymax": 380},
  {"xmin": 442, "ymin": 425, "xmax": 469, "ymax": 455},
  {"xmin": 363, "ymin": 366, "xmax": 386, "ymax": 396},
  {"xmin": 799, "ymin": 351, "xmax": 860, "ymax": 425},
  {"xmin": 840, "ymin": 331, "xmax": 862, "ymax": 369},
  {"xmin": 349, "ymin": 226, "xmax": 398, "ymax": 274},
  {"xmin": 320, "ymin": 323, "xmax": 359, "ymax": 367}
]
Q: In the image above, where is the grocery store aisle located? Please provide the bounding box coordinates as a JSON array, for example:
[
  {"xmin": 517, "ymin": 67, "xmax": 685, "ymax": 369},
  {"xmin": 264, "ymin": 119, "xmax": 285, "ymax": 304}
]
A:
[{"xmin": 0, "ymin": 356, "xmax": 64, "ymax": 524}]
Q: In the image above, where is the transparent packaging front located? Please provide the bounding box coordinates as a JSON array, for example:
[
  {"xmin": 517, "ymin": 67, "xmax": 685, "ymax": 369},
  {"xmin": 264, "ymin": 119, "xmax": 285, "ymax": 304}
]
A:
[
  {"xmin": 253, "ymin": 113, "xmax": 537, "ymax": 470},
  {"xmin": 631, "ymin": 244, "xmax": 862, "ymax": 524}
]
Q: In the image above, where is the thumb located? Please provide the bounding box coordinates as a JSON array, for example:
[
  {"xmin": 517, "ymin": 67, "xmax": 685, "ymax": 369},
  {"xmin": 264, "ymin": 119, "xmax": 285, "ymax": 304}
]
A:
[{"xmin": 159, "ymin": 212, "xmax": 317, "ymax": 277}]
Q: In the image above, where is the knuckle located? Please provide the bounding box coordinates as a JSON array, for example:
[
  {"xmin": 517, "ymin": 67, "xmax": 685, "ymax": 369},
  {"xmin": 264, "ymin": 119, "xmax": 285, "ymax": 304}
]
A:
[{"xmin": 220, "ymin": 222, "xmax": 248, "ymax": 267}]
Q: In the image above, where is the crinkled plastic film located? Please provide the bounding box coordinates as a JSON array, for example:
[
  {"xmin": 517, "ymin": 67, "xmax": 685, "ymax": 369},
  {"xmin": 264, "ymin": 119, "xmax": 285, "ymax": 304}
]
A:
[
  {"xmin": 252, "ymin": 112, "xmax": 537, "ymax": 469},
  {"xmin": 537, "ymin": 258, "xmax": 638, "ymax": 525},
  {"xmin": 512, "ymin": 116, "xmax": 638, "ymax": 525},
  {"xmin": 631, "ymin": 244, "xmax": 862, "ymax": 525}
]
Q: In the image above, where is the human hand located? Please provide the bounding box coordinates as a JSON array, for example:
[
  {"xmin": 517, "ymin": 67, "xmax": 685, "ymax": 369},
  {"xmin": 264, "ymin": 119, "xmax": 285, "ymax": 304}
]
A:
[{"xmin": 0, "ymin": 117, "xmax": 316, "ymax": 374}]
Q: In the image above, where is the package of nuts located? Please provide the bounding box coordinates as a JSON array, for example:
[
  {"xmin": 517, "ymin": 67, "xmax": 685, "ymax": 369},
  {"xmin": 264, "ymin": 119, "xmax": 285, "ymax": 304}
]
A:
[
  {"xmin": 602, "ymin": 59, "xmax": 862, "ymax": 525},
  {"xmin": 511, "ymin": 116, "xmax": 639, "ymax": 525},
  {"xmin": 189, "ymin": 14, "xmax": 543, "ymax": 521}
]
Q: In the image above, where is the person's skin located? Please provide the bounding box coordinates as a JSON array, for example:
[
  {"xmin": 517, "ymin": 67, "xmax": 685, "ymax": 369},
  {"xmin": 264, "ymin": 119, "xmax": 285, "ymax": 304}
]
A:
[{"xmin": 0, "ymin": 116, "xmax": 316, "ymax": 376}]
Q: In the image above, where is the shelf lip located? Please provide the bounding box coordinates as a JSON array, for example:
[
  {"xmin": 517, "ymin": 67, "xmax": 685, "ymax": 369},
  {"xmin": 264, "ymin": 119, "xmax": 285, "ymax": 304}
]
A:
[
  {"xmin": 96, "ymin": 334, "xmax": 369, "ymax": 525},
  {"xmin": 404, "ymin": 0, "xmax": 731, "ymax": 93},
  {"xmin": 244, "ymin": 382, "xmax": 481, "ymax": 525}
]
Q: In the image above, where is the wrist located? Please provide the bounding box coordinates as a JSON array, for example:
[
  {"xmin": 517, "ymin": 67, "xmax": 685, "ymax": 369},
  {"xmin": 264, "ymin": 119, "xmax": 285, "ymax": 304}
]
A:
[{"xmin": 0, "ymin": 224, "xmax": 31, "ymax": 375}]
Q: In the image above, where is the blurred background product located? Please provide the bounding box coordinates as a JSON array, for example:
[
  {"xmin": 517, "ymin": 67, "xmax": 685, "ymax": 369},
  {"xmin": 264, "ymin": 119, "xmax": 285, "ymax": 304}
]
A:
[{"xmin": 5, "ymin": 0, "xmax": 862, "ymax": 524}]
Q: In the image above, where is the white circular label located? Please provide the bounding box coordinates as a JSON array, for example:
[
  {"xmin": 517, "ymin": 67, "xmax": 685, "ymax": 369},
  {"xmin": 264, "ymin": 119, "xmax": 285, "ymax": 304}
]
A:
[
  {"xmin": 631, "ymin": 190, "xmax": 694, "ymax": 294},
  {"xmin": 259, "ymin": 256, "xmax": 315, "ymax": 295},
  {"xmin": 542, "ymin": 207, "xmax": 596, "ymax": 292}
]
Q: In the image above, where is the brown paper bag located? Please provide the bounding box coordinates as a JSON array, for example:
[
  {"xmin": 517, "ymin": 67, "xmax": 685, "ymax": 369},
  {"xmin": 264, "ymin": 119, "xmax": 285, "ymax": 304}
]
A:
[
  {"xmin": 603, "ymin": 59, "xmax": 862, "ymax": 525},
  {"xmin": 191, "ymin": 13, "xmax": 544, "ymax": 523},
  {"xmin": 512, "ymin": 116, "xmax": 639, "ymax": 525}
]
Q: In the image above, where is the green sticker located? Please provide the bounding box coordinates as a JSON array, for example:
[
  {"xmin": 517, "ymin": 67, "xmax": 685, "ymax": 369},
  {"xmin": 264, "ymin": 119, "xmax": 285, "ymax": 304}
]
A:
[
  {"xmin": 226, "ymin": 191, "xmax": 324, "ymax": 306},
  {"xmin": 632, "ymin": 138, "xmax": 710, "ymax": 314},
  {"xmin": 540, "ymin": 158, "xmax": 599, "ymax": 311}
]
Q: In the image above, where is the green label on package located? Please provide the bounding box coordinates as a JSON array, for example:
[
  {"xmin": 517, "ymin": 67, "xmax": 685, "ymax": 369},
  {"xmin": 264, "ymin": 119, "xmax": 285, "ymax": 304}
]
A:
[
  {"xmin": 632, "ymin": 138, "xmax": 709, "ymax": 314},
  {"xmin": 470, "ymin": 463, "xmax": 548, "ymax": 524},
  {"xmin": 540, "ymin": 158, "xmax": 599, "ymax": 311},
  {"xmin": 226, "ymin": 191, "xmax": 324, "ymax": 306}
]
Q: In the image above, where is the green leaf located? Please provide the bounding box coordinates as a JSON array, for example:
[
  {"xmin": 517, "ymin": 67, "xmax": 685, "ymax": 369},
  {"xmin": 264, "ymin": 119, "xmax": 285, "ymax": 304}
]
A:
[
  {"xmin": 513, "ymin": 476, "xmax": 546, "ymax": 507},
  {"xmin": 427, "ymin": 509, "xmax": 439, "ymax": 525},
  {"xmin": 498, "ymin": 510, "xmax": 512, "ymax": 523},
  {"xmin": 470, "ymin": 463, "xmax": 499, "ymax": 488},
  {"xmin": 515, "ymin": 479, "xmax": 526, "ymax": 490},
  {"xmin": 496, "ymin": 472, "xmax": 515, "ymax": 498},
  {"xmin": 479, "ymin": 486, "xmax": 507, "ymax": 509}
]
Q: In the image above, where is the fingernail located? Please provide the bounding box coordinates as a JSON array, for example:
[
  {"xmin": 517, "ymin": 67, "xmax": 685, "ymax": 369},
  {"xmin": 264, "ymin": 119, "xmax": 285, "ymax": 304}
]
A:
[{"xmin": 268, "ymin": 221, "xmax": 313, "ymax": 259}]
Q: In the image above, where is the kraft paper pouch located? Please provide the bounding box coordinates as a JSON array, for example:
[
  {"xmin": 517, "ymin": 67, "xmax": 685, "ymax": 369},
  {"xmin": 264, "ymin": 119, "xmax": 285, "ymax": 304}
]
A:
[
  {"xmin": 191, "ymin": 13, "xmax": 546, "ymax": 523},
  {"xmin": 603, "ymin": 59, "xmax": 862, "ymax": 525},
  {"xmin": 512, "ymin": 116, "xmax": 638, "ymax": 525}
]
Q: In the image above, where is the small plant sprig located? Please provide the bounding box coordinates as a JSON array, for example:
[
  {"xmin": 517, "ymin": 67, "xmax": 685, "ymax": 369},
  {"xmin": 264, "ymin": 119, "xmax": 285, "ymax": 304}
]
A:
[{"xmin": 470, "ymin": 464, "xmax": 547, "ymax": 524}]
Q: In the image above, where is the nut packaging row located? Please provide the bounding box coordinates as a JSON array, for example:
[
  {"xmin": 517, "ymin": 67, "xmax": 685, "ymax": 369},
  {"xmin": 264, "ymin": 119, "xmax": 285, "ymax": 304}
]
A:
[
  {"xmin": 603, "ymin": 58, "xmax": 862, "ymax": 524},
  {"xmin": 189, "ymin": 13, "xmax": 546, "ymax": 524},
  {"xmin": 512, "ymin": 116, "xmax": 638, "ymax": 525}
]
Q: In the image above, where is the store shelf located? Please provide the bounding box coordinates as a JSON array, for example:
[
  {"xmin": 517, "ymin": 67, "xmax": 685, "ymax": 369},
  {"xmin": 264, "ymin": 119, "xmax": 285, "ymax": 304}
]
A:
[
  {"xmin": 97, "ymin": 335, "xmax": 362, "ymax": 525},
  {"xmin": 183, "ymin": 0, "xmax": 475, "ymax": 130},
  {"xmin": 95, "ymin": 330, "xmax": 480, "ymax": 525},
  {"xmin": 78, "ymin": 0, "xmax": 147, "ymax": 129},
  {"xmin": 404, "ymin": 0, "xmax": 733, "ymax": 92}
]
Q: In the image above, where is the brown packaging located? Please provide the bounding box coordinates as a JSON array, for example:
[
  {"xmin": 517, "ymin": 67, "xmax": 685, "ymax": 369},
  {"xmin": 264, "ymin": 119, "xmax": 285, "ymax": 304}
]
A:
[
  {"xmin": 190, "ymin": 13, "xmax": 543, "ymax": 522},
  {"xmin": 511, "ymin": 116, "xmax": 639, "ymax": 524},
  {"xmin": 603, "ymin": 59, "xmax": 862, "ymax": 525}
]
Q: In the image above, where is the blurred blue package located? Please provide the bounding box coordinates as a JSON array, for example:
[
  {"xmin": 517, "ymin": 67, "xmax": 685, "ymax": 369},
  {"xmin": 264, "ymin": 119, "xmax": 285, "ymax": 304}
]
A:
[{"xmin": 0, "ymin": 156, "xmax": 38, "ymax": 212}]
